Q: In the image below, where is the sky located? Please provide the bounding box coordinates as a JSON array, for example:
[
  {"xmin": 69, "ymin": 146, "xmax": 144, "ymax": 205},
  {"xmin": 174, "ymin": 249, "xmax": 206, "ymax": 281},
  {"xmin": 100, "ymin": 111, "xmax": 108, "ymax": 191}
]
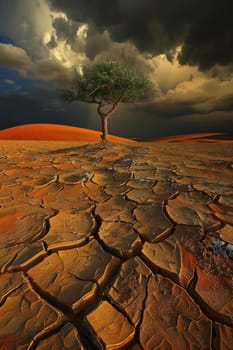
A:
[{"xmin": 0, "ymin": 0, "xmax": 233, "ymax": 139}]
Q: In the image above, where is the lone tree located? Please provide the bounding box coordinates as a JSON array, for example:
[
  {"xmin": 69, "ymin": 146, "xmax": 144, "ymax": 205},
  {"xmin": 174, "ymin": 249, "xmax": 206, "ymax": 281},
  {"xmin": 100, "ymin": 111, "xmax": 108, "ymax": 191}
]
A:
[{"xmin": 63, "ymin": 61, "xmax": 151, "ymax": 142}]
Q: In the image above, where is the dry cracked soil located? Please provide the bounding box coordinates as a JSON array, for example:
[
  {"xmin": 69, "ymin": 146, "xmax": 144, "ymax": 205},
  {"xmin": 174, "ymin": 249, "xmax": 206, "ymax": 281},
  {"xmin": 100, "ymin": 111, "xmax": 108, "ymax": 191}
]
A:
[{"xmin": 0, "ymin": 140, "xmax": 232, "ymax": 350}]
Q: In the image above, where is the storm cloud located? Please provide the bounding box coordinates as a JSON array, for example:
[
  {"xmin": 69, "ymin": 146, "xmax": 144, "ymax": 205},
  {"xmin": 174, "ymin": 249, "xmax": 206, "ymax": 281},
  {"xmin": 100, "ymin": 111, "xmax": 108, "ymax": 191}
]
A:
[
  {"xmin": 0, "ymin": 43, "xmax": 74, "ymax": 84},
  {"xmin": 47, "ymin": 0, "xmax": 233, "ymax": 71}
]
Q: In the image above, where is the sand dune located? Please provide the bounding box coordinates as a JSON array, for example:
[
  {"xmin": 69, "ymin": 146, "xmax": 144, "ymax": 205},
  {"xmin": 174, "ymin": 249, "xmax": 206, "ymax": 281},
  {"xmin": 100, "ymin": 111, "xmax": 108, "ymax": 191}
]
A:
[
  {"xmin": 146, "ymin": 132, "xmax": 233, "ymax": 143},
  {"xmin": 0, "ymin": 123, "xmax": 133, "ymax": 142},
  {"xmin": 0, "ymin": 124, "xmax": 231, "ymax": 143}
]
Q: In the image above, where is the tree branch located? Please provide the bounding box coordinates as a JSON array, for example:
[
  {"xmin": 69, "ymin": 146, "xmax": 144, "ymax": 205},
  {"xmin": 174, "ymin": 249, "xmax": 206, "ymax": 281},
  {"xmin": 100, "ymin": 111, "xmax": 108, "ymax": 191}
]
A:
[
  {"xmin": 97, "ymin": 102, "xmax": 105, "ymax": 117},
  {"xmin": 97, "ymin": 91, "xmax": 126, "ymax": 119},
  {"xmin": 103, "ymin": 84, "xmax": 116, "ymax": 105},
  {"xmin": 116, "ymin": 92, "xmax": 126, "ymax": 104},
  {"xmin": 88, "ymin": 85, "xmax": 102, "ymax": 97},
  {"xmin": 89, "ymin": 84, "xmax": 115, "ymax": 105}
]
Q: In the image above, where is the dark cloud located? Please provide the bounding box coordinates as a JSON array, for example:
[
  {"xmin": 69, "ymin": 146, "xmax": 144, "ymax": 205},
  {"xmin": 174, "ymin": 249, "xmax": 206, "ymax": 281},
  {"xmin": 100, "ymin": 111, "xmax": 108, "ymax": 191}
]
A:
[
  {"xmin": 47, "ymin": 0, "xmax": 233, "ymax": 71},
  {"xmin": 0, "ymin": 0, "xmax": 52, "ymax": 60},
  {"xmin": 85, "ymin": 26, "xmax": 112, "ymax": 60},
  {"xmin": 103, "ymin": 103, "xmax": 233, "ymax": 139},
  {"xmin": 213, "ymin": 95, "xmax": 233, "ymax": 113},
  {"xmin": 178, "ymin": 1, "xmax": 233, "ymax": 70},
  {"xmin": 144, "ymin": 102, "xmax": 196, "ymax": 119},
  {"xmin": 31, "ymin": 59, "xmax": 74, "ymax": 85},
  {"xmin": 47, "ymin": 34, "xmax": 57, "ymax": 49},
  {"xmin": 52, "ymin": 17, "xmax": 79, "ymax": 46},
  {"xmin": 52, "ymin": 17, "xmax": 71, "ymax": 42},
  {"xmin": 141, "ymin": 95, "xmax": 214, "ymax": 120}
]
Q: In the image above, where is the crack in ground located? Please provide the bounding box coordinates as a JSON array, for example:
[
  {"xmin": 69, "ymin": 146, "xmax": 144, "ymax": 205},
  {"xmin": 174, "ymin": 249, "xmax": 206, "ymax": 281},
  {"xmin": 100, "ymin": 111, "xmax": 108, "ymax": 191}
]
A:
[
  {"xmin": 5, "ymin": 237, "xmax": 92, "ymax": 273},
  {"xmin": 78, "ymin": 318, "xmax": 105, "ymax": 350},
  {"xmin": 139, "ymin": 251, "xmax": 180, "ymax": 285},
  {"xmin": 91, "ymin": 210, "xmax": 130, "ymax": 261},
  {"xmin": 26, "ymin": 322, "xmax": 67, "ymax": 350},
  {"xmin": 23, "ymin": 271, "xmax": 72, "ymax": 317},
  {"xmin": 22, "ymin": 272, "xmax": 68, "ymax": 350},
  {"xmin": 212, "ymin": 322, "xmax": 219, "ymax": 350},
  {"xmin": 102, "ymin": 293, "xmax": 135, "ymax": 327},
  {"xmin": 1, "ymin": 251, "xmax": 20, "ymax": 273},
  {"xmin": 139, "ymin": 250, "xmax": 233, "ymax": 328},
  {"xmin": 93, "ymin": 201, "xmax": 144, "ymax": 257},
  {"xmin": 0, "ymin": 282, "xmax": 24, "ymax": 307},
  {"xmin": 133, "ymin": 273, "xmax": 151, "ymax": 348},
  {"xmin": 187, "ymin": 268, "xmax": 233, "ymax": 327},
  {"xmin": 22, "ymin": 270, "xmax": 103, "ymax": 349}
]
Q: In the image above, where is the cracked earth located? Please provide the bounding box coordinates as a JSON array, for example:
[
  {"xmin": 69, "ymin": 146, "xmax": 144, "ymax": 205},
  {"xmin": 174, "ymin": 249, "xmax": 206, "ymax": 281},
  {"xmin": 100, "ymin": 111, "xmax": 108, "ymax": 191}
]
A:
[{"xmin": 0, "ymin": 140, "xmax": 232, "ymax": 350}]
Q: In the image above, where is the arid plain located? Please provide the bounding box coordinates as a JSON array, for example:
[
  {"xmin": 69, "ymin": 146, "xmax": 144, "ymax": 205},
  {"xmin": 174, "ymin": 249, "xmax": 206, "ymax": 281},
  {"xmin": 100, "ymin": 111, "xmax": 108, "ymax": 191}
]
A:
[{"xmin": 0, "ymin": 126, "xmax": 232, "ymax": 349}]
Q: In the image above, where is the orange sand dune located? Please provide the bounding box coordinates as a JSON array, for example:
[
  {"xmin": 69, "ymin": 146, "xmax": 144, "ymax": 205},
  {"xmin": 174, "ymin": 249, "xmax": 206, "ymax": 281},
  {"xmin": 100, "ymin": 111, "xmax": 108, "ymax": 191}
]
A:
[{"xmin": 0, "ymin": 124, "xmax": 134, "ymax": 142}]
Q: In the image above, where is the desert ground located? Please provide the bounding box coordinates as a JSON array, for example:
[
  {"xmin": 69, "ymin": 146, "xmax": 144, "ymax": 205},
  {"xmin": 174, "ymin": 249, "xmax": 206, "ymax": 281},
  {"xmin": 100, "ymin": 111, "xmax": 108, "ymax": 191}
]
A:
[{"xmin": 0, "ymin": 132, "xmax": 232, "ymax": 349}]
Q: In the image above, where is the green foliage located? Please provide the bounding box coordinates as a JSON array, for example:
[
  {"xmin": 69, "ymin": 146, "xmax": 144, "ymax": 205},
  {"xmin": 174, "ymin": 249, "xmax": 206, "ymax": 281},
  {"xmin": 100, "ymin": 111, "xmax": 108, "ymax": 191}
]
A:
[{"xmin": 64, "ymin": 61, "xmax": 151, "ymax": 106}]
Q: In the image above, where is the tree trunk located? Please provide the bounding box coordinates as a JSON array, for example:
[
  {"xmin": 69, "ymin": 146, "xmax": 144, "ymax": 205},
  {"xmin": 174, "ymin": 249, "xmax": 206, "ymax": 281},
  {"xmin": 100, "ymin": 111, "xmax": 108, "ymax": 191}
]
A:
[
  {"xmin": 98, "ymin": 100, "xmax": 122, "ymax": 143},
  {"xmin": 101, "ymin": 116, "xmax": 109, "ymax": 142}
]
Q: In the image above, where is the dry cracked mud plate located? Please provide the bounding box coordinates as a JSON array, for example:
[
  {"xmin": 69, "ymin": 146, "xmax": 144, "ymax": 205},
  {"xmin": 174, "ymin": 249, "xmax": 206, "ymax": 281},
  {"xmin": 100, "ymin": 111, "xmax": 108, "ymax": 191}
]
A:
[{"xmin": 0, "ymin": 140, "xmax": 232, "ymax": 349}]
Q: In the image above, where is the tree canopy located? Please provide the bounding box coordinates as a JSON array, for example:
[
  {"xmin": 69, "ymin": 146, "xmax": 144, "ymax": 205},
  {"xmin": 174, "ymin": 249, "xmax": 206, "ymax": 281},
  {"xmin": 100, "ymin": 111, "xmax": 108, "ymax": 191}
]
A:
[{"xmin": 64, "ymin": 61, "xmax": 151, "ymax": 142}]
